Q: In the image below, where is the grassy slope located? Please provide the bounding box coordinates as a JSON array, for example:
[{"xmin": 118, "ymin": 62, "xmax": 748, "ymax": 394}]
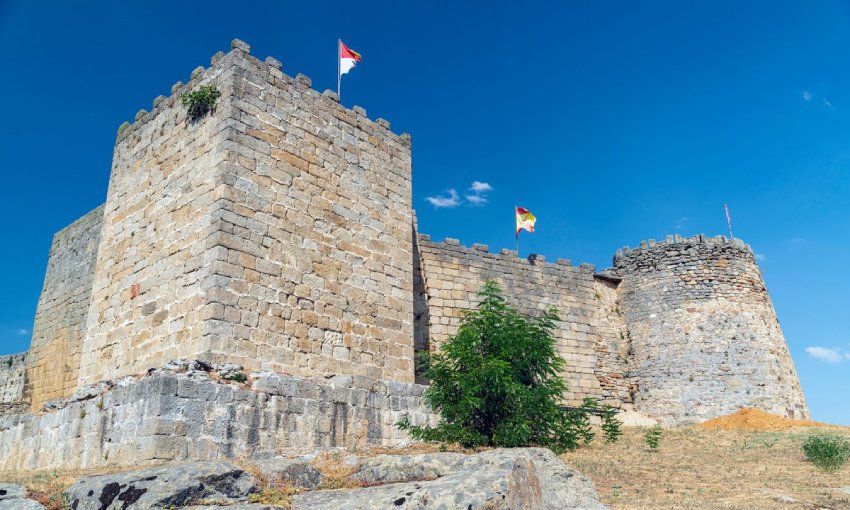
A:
[{"xmin": 562, "ymin": 426, "xmax": 850, "ymax": 510}]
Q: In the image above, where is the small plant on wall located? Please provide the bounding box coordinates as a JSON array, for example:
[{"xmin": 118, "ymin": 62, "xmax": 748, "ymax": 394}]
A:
[{"xmin": 181, "ymin": 84, "xmax": 221, "ymax": 121}]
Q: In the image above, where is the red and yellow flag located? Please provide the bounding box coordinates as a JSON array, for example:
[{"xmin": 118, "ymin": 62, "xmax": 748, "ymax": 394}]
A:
[{"xmin": 515, "ymin": 206, "xmax": 536, "ymax": 235}]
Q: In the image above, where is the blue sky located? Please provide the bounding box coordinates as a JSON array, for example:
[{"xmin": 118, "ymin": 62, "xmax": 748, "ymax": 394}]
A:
[{"xmin": 0, "ymin": 1, "xmax": 847, "ymax": 424}]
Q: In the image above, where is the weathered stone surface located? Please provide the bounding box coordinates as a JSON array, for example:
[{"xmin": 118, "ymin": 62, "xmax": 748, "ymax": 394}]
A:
[
  {"xmin": 0, "ymin": 483, "xmax": 27, "ymax": 499},
  {"xmin": 65, "ymin": 462, "xmax": 257, "ymax": 509},
  {"xmin": 0, "ymin": 365, "xmax": 435, "ymax": 471},
  {"xmin": 0, "ymin": 484, "xmax": 45, "ymax": 509},
  {"xmin": 614, "ymin": 235, "xmax": 808, "ymax": 424},
  {"xmin": 254, "ymin": 457, "xmax": 323, "ymax": 489},
  {"xmin": 415, "ymin": 237, "xmax": 631, "ymax": 407},
  {"xmin": 23, "ymin": 205, "xmax": 103, "ymax": 411},
  {"xmin": 291, "ymin": 448, "xmax": 606, "ymax": 510},
  {"xmin": 0, "ymin": 499, "xmax": 45, "ymax": 510},
  {"xmin": 0, "ymin": 353, "xmax": 26, "ymax": 404}
]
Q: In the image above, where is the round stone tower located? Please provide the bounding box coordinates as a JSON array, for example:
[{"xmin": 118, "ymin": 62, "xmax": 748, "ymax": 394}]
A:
[{"xmin": 613, "ymin": 234, "xmax": 808, "ymax": 424}]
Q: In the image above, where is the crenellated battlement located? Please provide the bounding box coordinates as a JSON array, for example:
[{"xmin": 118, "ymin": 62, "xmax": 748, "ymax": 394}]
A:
[
  {"xmin": 115, "ymin": 39, "xmax": 410, "ymax": 147},
  {"xmin": 613, "ymin": 233, "xmax": 754, "ymax": 267},
  {"xmin": 416, "ymin": 233, "xmax": 597, "ymax": 273}
]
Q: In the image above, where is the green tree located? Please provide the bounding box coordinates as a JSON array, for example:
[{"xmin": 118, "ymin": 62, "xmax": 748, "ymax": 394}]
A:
[
  {"xmin": 601, "ymin": 405, "xmax": 623, "ymax": 443},
  {"xmin": 398, "ymin": 280, "xmax": 583, "ymax": 452}
]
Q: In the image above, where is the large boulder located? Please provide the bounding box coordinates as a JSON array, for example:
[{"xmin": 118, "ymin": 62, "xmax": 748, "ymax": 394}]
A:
[
  {"xmin": 289, "ymin": 448, "xmax": 606, "ymax": 510},
  {"xmin": 64, "ymin": 462, "xmax": 258, "ymax": 509}
]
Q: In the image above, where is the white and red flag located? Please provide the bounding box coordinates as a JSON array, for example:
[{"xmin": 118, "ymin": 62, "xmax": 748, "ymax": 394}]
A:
[{"xmin": 337, "ymin": 40, "xmax": 362, "ymax": 97}]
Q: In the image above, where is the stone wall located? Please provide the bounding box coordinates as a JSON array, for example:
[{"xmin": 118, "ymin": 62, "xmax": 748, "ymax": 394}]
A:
[
  {"xmin": 415, "ymin": 235, "xmax": 632, "ymax": 407},
  {"xmin": 74, "ymin": 51, "xmax": 235, "ymax": 387},
  {"xmin": 72, "ymin": 40, "xmax": 415, "ymax": 390},
  {"xmin": 0, "ymin": 363, "xmax": 434, "ymax": 471},
  {"xmin": 201, "ymin": 43, "xmax": 415, "ymax": 382},
  {"xmin": 25, "ymin": 206, "xmax": 103, "ymax": 409},
  {"xmin": 0, "ymin": 352, "xmax": 26, "ymax": 404},
  {"xmin": 613, "ymin": 234, "xmax": 809, "ymax": 424}
]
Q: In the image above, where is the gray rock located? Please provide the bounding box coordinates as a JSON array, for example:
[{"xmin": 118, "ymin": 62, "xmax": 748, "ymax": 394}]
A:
[
  {"xmin": 0, "ymin": 484, "xmax": 26, "ymax": 500},
  {"xmin": 291, "ymin": 448, "xmax": 606, "ymax": 510},
  {"xmin": 0, "ymin": 499, "xmax": 45, "ymax": 510},
  {"xmin": 65, "ymin": 461, "xmax": 258, "ymax": 509},
  {"xmin": 0, "ymin": 485, "xmax": 45, "ymax": 510},
  {"xmin": 185, "ymin": 505, "xmax": 283, "ymax": 510},
  {"xmin": 255, "ymin": 457, "xmax": 323, "ymax": 489}
]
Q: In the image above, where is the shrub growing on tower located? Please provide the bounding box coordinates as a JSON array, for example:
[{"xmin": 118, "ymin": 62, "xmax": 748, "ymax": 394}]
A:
[{"xmin": 398, "ymin": 280, "xmax": 584, "ymax": 452}]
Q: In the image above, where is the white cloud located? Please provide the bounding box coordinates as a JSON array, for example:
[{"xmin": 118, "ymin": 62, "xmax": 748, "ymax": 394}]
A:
[
  {"xmin": 823, "ymin": 98, "xmax": 835, "ymax": 110},
  {"xmin": 465, "ymin": 194, "xmax": 488, "ymax": 205},
  {"xmin": 426, "ymin": 189, "xmax": 460, "ymax": 208},
  {"xmin": 465, "ymin": 181, "xmax": 492, "ymax": 206},
  {"xmin": 675, "ymin": 217, "xmax": 689, "ymax": 230},
  {"xmin": 755, "ymin": 253, "xmax": 766, "ymax": 262},
  {"xmin": 806, "ymin": 346, "xmax": 843, "ymax": 363},
  {"xmin": 802, "ymin": 90, "xmax": 812, "ymax": 101},
  {"xmin": 15, "ymin": 329, "xmax": 28, "ymax": 336},
  {"xmin": 469, "ymin": 181, "xmax": 492, "ymax": 193}
]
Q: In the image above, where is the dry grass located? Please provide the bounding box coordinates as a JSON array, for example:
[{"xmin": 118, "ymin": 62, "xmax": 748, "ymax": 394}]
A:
[{"xmin": 562, "ymin": 425, "xmax": 850, "ymax": 510}]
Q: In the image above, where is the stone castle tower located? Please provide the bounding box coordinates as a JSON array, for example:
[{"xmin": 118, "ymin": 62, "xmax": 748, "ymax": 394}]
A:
[{"xmin": 0, "ymin": 40, "xmax": 807, "ymax": 465}]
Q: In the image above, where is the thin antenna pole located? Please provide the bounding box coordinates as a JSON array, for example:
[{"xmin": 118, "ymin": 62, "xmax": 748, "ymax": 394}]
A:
[
  {"xmin": 724, "ymin": 203, "xmax": 734, "ymax": 239},
  {"xmin": 337, "ymin": 39, "xmax": 341, "ymax": 99}
]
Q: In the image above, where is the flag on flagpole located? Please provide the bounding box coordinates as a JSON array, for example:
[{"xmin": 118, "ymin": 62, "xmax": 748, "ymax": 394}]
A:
[
  {"xmin": 339, "ymin": 40, "xmax": 362, "ymax": 75},
  {"xmin": 515, "ymin": 206, "xmax": 537, "ymax": 236},
  {"xmin": 338, "ymin": 40, "xmax": 362, "ymax": 98}
]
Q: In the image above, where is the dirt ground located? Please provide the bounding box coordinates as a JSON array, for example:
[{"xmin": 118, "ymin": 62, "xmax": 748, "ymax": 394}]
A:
[{"xmin": 562, "ymin": 424, "xmax": 850, "ymax": 510}]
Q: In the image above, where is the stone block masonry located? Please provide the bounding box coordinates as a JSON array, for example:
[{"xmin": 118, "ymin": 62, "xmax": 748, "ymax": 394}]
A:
[
  {"xmin": 73, "ymin": 39, "xmax": 414, "ymax": 390},
  {"xmin": 0, "ymin": 353, "xmax": 26, "ymax": 405},
  {"xmin": 0, "ymin": 361, "xmax": 434, "ymax": 471},
  {"xmin": 415, "ymin": 235, "xmax": 632, "ymax": 407},
  {"xmin": 25, "ymin": 205, "xmax": 103, "ymax": 410},
  {"xmin": 613, "ymin": 234, "xmax": 808, "ymax": 424}
]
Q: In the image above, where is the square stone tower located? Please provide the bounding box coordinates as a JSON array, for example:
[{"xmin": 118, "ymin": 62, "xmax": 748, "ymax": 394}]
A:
[{"xmin": 67, "ymin": 40, "xmax": 413, "ymax": 394}]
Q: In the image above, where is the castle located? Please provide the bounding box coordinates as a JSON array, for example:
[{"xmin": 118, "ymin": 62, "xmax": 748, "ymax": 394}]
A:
[{"xmin": 0, "ymin": 40, "xmax": 808, "ymax": 470}]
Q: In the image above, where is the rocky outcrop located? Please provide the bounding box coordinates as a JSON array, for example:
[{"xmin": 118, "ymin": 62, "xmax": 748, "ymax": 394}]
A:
[
  {"xmin": 290, "ymin": 448, "xmax": 605, "ymax": 510},
  {"xmin": 57, "ymin": 448, "xmax": 605, "ymax": 509},
  {"xmin": 65, "ymin": 462, "xmax": 257, "ymax": 510},
  {"xmin": 0, "ymin": 483, "xmax": 44, "ymax": 509}
]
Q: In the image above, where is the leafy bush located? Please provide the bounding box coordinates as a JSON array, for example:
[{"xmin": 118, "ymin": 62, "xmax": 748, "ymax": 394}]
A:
[
  {"xmin": 645, "ymin": 424, "xmax": 663, "ymax": 451},
  {"xmin": 224, "ymin": 372, "xmax": 248, "ymax": 383},
  {"xmin": 601, "ymin": 406, "xmax": 623, "ymax": 443},
  {"xmin": 181, "ymin": 84, "xmax": 221, "ymax": 120},
  {"xmin": 398, "ymin": 280, "xmax": 582, "ymax": 452},
  {"xmin": 802, "ymin": 434, "xmax": 850, "ymax": 473}
]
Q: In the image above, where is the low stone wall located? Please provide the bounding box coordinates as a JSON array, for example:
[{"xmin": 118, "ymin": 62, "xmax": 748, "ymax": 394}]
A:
[
  {"xmin": 0, "ymin": 361, "xmax": 435, "ymax": 471},
  {"xmin": 0, "ymin": 352, "xmax": 26, "ymax": 403}
]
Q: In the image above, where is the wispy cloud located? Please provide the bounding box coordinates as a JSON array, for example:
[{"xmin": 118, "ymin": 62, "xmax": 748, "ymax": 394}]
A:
[
  {"xmin": 806, "ymin": 346, "xmax": 844, "ymax": 363},
  {"xmin": 426, "ymin": 189, "xmax": 460, "ymax": 208},
  {"xmin": 15, "ymin": 328, "xmax": 28, "ymax": 336},
  {"xmin": 465, "ymin": 181, "xmax": 493, "ymax": 206},
  {"xmin": 755, "ymin": 253, "xmax": 766, "ymax": 262},
  {"xmin": 674, "ymin": 217, "xmax": 689, "ymax": 230},
  {"xmin": 802, "ymin": 90, "xmax": 835, "ymax": 110},
  {"xmin": 789, "ymin": 237, "xmax": 808, "ymax": 247}
]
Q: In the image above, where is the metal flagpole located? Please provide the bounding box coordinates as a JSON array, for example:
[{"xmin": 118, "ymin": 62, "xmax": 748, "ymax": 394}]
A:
[
  {"xmin": 724, "ymin": 203, "xmax": 734, "ymax": 239},
  {"xmin": 514, "ymin": 205, "xmax": 519, "ymax": 256},
  {"xmin": 337, "ymin": 39, "xmax": 341, "ymax": 99}
]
